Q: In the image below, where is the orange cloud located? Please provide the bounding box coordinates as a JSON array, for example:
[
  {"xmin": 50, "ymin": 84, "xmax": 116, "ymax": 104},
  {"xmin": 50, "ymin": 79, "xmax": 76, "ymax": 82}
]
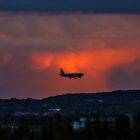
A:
[
  {"xmin": 29, "ymin": 46, "xmax": 140, "ymax": 93},
  {"xmin": 30, "ymin": 52, "xmax": 54, "ymax": 71},
  {"xmin": 56, "ymin": 48, "xmax": 138, "ymax": 72},
  {"xmin": 30, "ymin": 47, "xmax": 139, "ymax": 74}
]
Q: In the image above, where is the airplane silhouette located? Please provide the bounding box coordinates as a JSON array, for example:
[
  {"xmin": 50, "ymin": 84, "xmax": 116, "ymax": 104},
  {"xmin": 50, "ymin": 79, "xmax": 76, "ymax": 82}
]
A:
[{"xmin": 59, "ymin": 68, "xmax": 84, "ymax": 79}]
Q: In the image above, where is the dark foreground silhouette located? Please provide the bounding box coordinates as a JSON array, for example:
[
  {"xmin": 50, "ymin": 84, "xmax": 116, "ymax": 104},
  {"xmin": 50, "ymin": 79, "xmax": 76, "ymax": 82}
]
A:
[
  {"xmin": 0, "ymin": 90, "xmax": 140, "ymax": 140},
  {"xmin": 0, "ymin": 113, "xmax": 140, "ymax": 140}
]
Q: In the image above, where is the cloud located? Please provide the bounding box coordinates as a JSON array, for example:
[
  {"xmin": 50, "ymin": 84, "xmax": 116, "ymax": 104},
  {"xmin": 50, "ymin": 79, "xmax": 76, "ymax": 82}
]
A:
[
  {"xmin": 28, "ymin": 47, "xmax": 140, "ymax": 95},
  {"xmin": 109, "ymin": 61, "xmax": 140, "ymax": 90},
  {"xmin": 0, "ymin": 13, "xmax": 140, "ymax": 98},
  {"xmin": 30, "ymin": 52, "xmax": 54, "ymax": 71},
  {"xmin": 0, "ymin": 52, "xmax": 13, "ymax": 64}
]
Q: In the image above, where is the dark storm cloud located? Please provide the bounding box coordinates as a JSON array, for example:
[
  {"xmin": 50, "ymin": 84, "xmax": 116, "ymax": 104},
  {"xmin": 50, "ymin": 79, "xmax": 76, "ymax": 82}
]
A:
[
  {"xmin": 0, "ymin": 52, "xmax": 55, "ymax": 98},
  {"xmin": 109, "ymin": 61, "xmax": 140, "ymax": 90},
  {"xmin": 0, "ymin": 0, "xmax": 139, "ymax": 13}
]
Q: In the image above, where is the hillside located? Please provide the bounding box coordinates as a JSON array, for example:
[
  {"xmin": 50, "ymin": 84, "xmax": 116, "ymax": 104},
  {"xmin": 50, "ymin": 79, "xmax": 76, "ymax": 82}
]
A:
[
  {"xmin": 42, "ymin": 90, "xmax": 140, "ymax": 113},
  {"xmin": 0, "ymin": 90, "xmax": 140, "ymax": 115}
]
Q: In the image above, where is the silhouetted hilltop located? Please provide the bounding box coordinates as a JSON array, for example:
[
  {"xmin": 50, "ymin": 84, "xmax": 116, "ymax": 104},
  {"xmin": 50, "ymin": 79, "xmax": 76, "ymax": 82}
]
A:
[
  {"xmin": 0, "ymin": 90, "xmax": 140, "ymax": 115},
  {"xmin": 42, "ymin": 90, "xmax": 140, "ymax": 113},
  {"xmin": 44, "ymin": 90, "xmax": 140, "ymax": 102}
]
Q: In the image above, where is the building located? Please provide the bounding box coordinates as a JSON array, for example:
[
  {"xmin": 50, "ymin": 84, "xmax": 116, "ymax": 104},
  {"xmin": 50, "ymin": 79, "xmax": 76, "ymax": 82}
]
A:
[
  {"xmin": 73, "ymin": 117, "xmax": 87, "ymax": 130},
  {"xmin": 72, "ymin": 113, "xmax": 133, "ymax": 130}
]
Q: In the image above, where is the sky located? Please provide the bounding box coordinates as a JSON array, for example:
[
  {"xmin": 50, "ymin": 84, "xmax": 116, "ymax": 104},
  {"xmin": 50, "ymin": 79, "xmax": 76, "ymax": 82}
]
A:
[
  {"xmin": 0, "ymin": 1, "xmax": 140, "ymax": 98},
  {"xmin": 0, "ymin": 0, "xmax": 140, "ymax": 13}
]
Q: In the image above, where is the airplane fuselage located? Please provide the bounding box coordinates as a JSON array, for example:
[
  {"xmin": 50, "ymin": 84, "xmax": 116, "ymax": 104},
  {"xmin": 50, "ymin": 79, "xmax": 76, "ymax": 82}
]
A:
[
  {"xmin": 59, "ymin": 68, "xmax": 84, "ymax": 79},
  {"xmin": 60, "ymin": 73, "xmax": 84, "ymax": 78}
]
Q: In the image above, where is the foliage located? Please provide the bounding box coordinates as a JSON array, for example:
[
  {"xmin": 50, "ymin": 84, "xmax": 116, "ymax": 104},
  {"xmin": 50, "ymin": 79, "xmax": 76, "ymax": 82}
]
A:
[{"xmin": 0, "ymin": 113, "xmax": 139, "ymax": 140}]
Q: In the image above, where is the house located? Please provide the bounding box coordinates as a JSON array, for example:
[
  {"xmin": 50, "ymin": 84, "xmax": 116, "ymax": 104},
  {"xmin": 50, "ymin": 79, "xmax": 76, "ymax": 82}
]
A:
[{"xmin": 73, "ymin": 117, "xmax": 87, "ymax": 130}]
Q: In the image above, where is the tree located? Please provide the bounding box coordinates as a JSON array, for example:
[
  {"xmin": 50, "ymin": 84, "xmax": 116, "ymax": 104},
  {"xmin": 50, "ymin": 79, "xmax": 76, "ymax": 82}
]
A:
[{"xmin": 116, "ymin": 114, "xmax": 131, "ymax": 140}]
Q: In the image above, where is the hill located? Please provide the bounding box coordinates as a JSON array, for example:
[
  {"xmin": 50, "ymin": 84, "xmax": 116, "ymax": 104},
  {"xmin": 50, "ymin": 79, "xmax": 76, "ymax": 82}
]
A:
[
  {"xmin": 42, "ymin": 90, "xmax": 140, "ymax": 114},
  {"xmin": 0, "ymin": 90, "xmax": 140, "ymax": 116}
]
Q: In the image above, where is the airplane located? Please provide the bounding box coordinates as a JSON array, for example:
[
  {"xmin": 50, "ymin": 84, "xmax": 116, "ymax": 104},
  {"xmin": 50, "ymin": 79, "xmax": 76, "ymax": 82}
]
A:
[{"xmin": 59, "ymin": 68, "xmax": 84, "ymax": 79}]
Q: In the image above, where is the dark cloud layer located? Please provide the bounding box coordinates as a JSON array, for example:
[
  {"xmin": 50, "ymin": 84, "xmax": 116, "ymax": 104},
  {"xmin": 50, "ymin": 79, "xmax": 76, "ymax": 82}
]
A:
[
  {"xmin": 110, "ymin": 61, "xmax": 140, "ymax": 90},
  {"xmin": 0, "ymin": 0, "xmax": 140, "ymax": 13}
]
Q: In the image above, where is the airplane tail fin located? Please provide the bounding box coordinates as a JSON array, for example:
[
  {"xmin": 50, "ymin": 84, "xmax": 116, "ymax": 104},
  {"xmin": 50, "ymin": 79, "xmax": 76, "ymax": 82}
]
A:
[{"xmin": 60, "ymin": 68, "xmax": 65, "ymax": 75}]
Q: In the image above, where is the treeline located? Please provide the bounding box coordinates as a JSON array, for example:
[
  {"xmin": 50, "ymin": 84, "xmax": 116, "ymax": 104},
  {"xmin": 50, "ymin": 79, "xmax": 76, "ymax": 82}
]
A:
[{"xmin": 0, "ymin": 113, "xmax": 140, "ymax": 140}]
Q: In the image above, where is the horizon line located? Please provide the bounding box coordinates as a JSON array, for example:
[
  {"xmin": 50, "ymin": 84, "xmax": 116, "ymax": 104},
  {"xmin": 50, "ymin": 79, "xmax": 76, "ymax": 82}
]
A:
[{"xmin": 0, "ymin": 89, "xmax": 140, "ymax": 100}]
